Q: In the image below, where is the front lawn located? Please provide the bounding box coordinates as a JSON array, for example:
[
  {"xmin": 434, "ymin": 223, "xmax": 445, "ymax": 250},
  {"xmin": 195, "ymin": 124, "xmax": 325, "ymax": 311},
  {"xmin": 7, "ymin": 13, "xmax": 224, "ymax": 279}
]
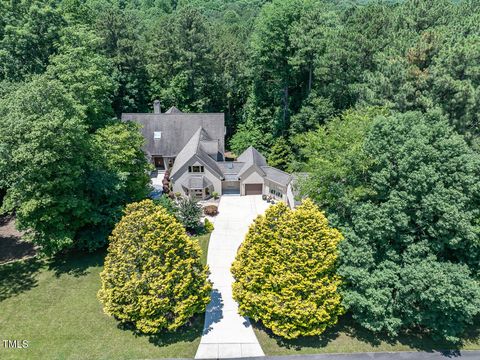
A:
[
  {"xmin": 0, "ymin": 233, "xmax": 211, "ymax": 360},
  {"xmin": 254, "ymin": 315, "xmax": 480, "ymax": 355},
  {"xmin": 195, "ymin": 232, "xmax": 211, "ymax": 266}
]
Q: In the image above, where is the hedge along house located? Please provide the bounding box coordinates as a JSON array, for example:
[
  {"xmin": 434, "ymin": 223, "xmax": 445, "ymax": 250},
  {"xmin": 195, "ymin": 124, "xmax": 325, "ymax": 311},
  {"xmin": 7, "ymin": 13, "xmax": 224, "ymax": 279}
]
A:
[{"xmin": 122, "ymin": 102, "xmax": 297, "ymax": 207}]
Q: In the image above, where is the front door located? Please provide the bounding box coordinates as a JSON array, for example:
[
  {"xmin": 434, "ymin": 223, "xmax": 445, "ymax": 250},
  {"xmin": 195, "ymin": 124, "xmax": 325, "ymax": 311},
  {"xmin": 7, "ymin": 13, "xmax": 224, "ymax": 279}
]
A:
[{"xmin": 153, "ymin": 156, "xmax": 165, "ymax": 170}]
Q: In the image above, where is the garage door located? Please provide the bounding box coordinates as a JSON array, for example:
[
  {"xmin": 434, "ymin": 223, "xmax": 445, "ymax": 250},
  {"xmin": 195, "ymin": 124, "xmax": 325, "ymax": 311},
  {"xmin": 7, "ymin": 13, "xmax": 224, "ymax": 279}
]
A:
[
  {"xmin": 245, "ymin": 183, "xmax": 263, "ymax": 195},
  {"xmin": 222, "ymin": 181, "xmax": 240, "ymax": 195}
]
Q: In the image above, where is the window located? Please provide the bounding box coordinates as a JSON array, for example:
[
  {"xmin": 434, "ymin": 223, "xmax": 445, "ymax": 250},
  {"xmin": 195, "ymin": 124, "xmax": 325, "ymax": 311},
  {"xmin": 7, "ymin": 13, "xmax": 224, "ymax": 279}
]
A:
[
  {"xmin": 269, "ymin": 188, "xmax": 283, "ymax": 199},
  {"xmin": 188, "ymin": 165, "xmax": 204, "ymax": 173},
  {"xmin": 154, "ymin": 131, "xmax": 162, "ymax": 139}
]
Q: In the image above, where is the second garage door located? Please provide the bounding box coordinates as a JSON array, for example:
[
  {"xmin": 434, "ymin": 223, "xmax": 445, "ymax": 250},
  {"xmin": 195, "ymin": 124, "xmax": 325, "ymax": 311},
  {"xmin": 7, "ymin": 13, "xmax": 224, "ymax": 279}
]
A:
[{"xmin": 245, "ymin": 183, "xmax": 263, "ymax": 195}]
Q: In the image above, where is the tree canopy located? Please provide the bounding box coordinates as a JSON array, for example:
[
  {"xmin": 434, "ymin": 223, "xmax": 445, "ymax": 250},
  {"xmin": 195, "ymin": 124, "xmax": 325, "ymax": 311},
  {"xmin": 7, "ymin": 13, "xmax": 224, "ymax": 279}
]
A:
[
  {"xmin": 0, "ymin": 74, "xmax": 150, "ymax": 254},
  {"xmin": 298, "ymin": 109, "xmax": 480, "ymax": 342}
]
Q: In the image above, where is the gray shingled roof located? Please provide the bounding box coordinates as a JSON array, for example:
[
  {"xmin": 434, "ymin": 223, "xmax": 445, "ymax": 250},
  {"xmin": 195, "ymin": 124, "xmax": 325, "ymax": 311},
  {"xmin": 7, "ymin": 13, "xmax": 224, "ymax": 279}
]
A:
[
  {"xmin": 216, "ymin": 161, "xmax": 245, "ymax": 175},
  {"xmin": 121, "ymin": 111, "xmax": 225, "ymax": 158},
  {"xmin": 261, "ymin": 166, "xmax": 293, "ymax": 187},
  {"xmin": 215, "ymin": 161, "xmax": 245, "ymax": 181},
  {"xmin": 170, "ymin": 127, "xmax": 224, "ymax": 180},
  {"xmin": 181, "ymin": 175, "xmax": 213, "ymax": 189},
  {"xmin": 237, "ymin": 146, "xmax": 267, "ymax": 178},
  {"xmin": 237, "ymin": 146, "xmax": 267, "ymax": 166},
  {"xmin": 165, "ymin": 106, "xmax": 182, "ymax": 114}
]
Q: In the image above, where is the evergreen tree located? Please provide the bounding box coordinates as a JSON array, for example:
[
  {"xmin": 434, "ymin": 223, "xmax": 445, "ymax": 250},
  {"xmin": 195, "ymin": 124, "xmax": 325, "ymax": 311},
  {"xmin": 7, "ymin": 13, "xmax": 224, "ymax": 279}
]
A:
[
  {"xmin": 267, "ymin": 137, "xmax": 292, "ymax": 171},
  {"xmin": 147, "ymin": 6, "xmax": 218, "ymax": 112},
  {"xmin": 232, "ymin": 200, "xmax": 344, "ymax": 339},
  {"xmin": 98, "ymin": 199, "xmax": 211, "ymax": 333},
  {"xmin": 247, "ymin": 0, "xmax": 303, "ymax": 135}
]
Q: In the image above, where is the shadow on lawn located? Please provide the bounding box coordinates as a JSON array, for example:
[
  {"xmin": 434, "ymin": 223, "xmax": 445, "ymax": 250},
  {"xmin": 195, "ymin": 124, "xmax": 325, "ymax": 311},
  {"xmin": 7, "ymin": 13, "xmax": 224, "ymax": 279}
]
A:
[
  {"xmin": 253, "ymin": 313, "xmax": 479, "ymax": 354},
  {"xmin": 343, "ymin": 315, "xmax": 479, "ymax": 354},
  {"xmin": 117, "ymin": 314, "xmax": 205, "ymax": 348},
  {"xmin": 0, "ymin": 257, "xmax": 43, "ymax": 301},
  {"xmin": 47, "ymin": 248, "xmax": 105, "ymax": 278},
  {"xmin": 252, "ymin": 317, "xmax": 341, "ymax": 351}
]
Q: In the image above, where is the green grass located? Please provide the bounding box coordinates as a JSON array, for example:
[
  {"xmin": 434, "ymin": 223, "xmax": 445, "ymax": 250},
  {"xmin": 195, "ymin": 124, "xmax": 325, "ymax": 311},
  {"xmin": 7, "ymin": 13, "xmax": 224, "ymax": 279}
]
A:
[
  {"xmin": 195, "ymin": 232, "xmax": 211, "ymax": 266},
  {"xmin": 0, "ymin": 234, "xmax": 211, "ymax": 360},
  {"xmin": 254, "ymin": 315, "xmax": 480, "ymax": 355}
]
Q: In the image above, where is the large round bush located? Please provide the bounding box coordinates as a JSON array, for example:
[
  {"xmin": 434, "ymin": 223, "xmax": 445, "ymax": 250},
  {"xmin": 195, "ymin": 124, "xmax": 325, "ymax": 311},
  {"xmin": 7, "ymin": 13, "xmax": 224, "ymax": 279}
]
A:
[
  {"xmin": 231, "ymin": 199, "xmax": 344, "ymax": 339},
  {"xmin": 98, "ymin": 199, "xmax": 211, "ymax": 334}
]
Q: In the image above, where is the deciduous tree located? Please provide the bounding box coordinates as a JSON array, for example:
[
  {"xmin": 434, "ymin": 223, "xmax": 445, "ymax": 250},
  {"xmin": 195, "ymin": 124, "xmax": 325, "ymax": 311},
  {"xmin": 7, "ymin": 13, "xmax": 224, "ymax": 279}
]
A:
[{"xmin": 300, "ymin": 109, "xmax": 480, "ymax": 342}]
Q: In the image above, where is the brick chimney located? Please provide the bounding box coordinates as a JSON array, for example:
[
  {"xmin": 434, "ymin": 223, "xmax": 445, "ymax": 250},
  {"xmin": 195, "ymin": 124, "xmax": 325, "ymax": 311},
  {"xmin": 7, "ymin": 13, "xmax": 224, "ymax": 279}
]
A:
[{"xmin": 153, "ymin": 99, "xmax": 161, "ymax": 114}]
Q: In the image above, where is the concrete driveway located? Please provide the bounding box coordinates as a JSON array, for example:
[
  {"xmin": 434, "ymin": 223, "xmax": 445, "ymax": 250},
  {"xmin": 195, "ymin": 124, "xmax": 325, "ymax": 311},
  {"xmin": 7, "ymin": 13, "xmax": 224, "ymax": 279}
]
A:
[{"xmin": 195, "ymin": 195, "xmax": 270, "ymax": 359}]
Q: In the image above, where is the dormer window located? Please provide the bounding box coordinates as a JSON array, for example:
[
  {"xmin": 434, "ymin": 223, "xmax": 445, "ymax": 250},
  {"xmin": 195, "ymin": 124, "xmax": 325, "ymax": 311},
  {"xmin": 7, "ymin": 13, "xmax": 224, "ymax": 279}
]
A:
[
  {"xmin": 154, "ymin": 131, "xmax": 162, "ymax": 139},
  {"xmin": 188, "ymin": 165, "xmax": 204, "ymax": 173}
]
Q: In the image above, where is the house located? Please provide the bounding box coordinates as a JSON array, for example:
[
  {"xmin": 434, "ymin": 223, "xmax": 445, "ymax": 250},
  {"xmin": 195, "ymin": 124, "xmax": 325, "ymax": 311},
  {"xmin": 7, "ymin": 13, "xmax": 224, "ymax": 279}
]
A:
[{"xmin": 122, "ymin": 102, "xmax": 296, "ymax": 207}]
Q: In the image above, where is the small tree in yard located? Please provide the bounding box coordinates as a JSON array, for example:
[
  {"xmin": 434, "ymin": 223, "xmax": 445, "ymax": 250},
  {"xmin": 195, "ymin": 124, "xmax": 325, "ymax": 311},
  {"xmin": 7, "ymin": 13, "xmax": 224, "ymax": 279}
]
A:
[
  {"xmin": 268, "ymin": 136, "xmax": 292, "ymax": 171},
  {"xmin": 98, "ymin": 199, "xmax": 211, "ymax": 334},
  {"xmin": 154, "ymin": 194, "xmax": 177, "ymax": 217},
  {"xmin": 231, "ymin": 199, "xmax": 344, "ymax": 339},
  {"xmin": 177, "ymin": 197, "xmax": 202, "ymax": 233}
]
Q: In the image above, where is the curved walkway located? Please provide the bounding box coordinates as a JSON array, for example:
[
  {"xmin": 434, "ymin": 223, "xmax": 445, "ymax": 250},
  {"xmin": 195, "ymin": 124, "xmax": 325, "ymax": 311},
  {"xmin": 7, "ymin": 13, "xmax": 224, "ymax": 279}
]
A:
[{"xmin": 195, "ymin": 195, "xmax": 270, "ymax": 359}]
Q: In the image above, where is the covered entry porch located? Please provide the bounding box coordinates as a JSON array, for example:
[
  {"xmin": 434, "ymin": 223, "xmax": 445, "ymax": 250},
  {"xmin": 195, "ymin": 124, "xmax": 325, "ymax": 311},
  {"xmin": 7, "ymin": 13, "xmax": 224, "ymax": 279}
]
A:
[
  {"xmin": 181, "ymin": 175, "xmax": 214, "ymax": 200},
  {"xmin": 151, "ymin": 155, "xmax": 175, "ymax": 170}
]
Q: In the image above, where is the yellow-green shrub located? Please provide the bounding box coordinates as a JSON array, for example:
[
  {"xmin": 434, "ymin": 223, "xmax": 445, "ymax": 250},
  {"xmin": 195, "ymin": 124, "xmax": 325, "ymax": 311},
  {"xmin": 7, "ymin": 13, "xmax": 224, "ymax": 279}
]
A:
[
  {"xmin": 231, "ymin": 199, "xmax": 344, "ymax": 339},
  {"xmin": 98, "ymin": 199, "xmax": 211, "ymax": 334}
]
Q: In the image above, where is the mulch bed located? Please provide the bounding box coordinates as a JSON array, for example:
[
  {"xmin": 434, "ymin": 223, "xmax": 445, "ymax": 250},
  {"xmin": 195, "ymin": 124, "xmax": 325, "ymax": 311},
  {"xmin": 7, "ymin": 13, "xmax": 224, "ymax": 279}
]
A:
[{"xmin": 0, "ymin": 214, "xmax": 37, "ymax": 264}]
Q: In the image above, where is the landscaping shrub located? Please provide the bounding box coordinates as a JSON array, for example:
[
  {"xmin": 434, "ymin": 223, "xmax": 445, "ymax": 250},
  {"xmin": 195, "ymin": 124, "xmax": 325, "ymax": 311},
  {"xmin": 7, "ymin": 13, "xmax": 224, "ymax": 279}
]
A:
[
  {"xmin": 153, "ymin": 194, "xmax": 177, "ymax": 217},
  {"xmin": 98, "ymin": 199, "xmax": 211, "ymax": 334},
  {"xmin": 231, "ymin": 199, "xmax": 344, "ymax": 339},
  {"xmin": 177, "ymin": 197, "xmax": 202, "ymax": 233},
  {"xmin": 203, "ymin": 204, "xmax": 218, "ymax": 216},
  {"xmin": 204, "ymin": 218, "xmax": 214, "ymax": 233}
]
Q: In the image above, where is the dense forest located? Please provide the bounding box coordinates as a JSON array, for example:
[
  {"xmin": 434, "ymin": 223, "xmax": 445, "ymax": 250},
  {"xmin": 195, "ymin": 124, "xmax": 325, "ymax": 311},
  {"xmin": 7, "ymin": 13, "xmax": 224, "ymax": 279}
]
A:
[{"xmin": 0, "ymin": 0, "xmax": 479, "ymax": 345}]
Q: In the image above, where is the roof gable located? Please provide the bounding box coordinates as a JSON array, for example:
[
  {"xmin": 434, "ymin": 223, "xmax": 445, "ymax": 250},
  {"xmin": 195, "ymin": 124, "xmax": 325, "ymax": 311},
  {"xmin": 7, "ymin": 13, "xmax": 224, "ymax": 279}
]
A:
[
  {"xmin": 170, "ymin": 127, "xmax": 223, "ymax": 180},
  {"xmin": 165, "ymin": 106, "xmax": 183, "ymax": 114},
  {"xmin": 237, "ymin": 146, "xmax": 267, "ymax": 178},
  {"xmin": 238, "ymin": 163, "xmax": 266, "ymax": 180},
  {"xmin": 237, "ymin": 146, "xmax": 267, "ymax": 166}
]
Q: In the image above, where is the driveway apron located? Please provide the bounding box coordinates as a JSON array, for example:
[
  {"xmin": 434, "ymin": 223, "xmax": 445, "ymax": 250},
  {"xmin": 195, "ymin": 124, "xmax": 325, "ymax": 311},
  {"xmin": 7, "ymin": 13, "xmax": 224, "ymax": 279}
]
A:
[{"xmin": 195, "ymin": 195, "xmax": 270, "ymax": 359}]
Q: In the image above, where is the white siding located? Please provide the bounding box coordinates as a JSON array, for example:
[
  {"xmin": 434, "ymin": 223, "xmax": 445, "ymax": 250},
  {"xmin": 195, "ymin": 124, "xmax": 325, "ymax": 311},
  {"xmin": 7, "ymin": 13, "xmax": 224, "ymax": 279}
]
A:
[
  {"xmin": 286, "ymin": 183, "xmax": 295, "ymax": 208},
  {"xmin": 240, "ymin": 168, "xmax": 265, "ymax": 195},
  {"xmin": 172, "ymin": 164, "xmax": 222, "ymax": 196},
  {"xmin": 265, "ymin": 179, "xmax": 288, "ymax": 204}
]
